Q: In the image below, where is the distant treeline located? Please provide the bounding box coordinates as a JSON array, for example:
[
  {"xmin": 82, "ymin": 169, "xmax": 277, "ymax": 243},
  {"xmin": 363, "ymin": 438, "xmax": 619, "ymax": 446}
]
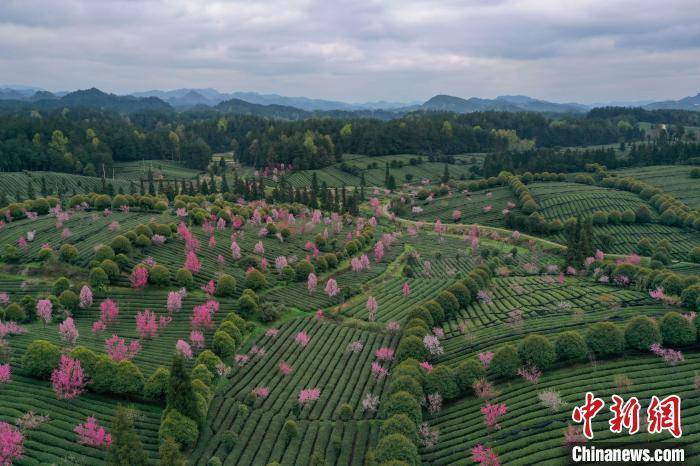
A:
[
  {"xmin": 483, "ymin": 141, "xmax": 700, "ymax": 177},
  {"xmin": 0, "ymin": 105, "xmax": 692, "ymax": 175}
]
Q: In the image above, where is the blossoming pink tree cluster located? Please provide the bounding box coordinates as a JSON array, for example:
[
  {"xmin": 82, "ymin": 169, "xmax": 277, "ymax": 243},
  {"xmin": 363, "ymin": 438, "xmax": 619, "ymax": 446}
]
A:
[
  {"xmin": 135, "ymin": 309, "xmax": 158, "ymax": 339},
  {"xmin": 472, "ymin": 444, "xmax": 500, "ymax": 466},
  {"xmin": 74, "ymin": 416, "xmax": 111, "ymax": 448},
  {"xmin": 129, "ymin": 266, "xmax": 149, "ymax": 289},
  {"xmin": 51, "ymin": 355, "xmax": 87, "ymax": 400},
  {"xmin": 58, "ymin": 317, "xmax": 79, "ymax": 346},
  {"xmin": 298, "ymin": 388, "xmax": 321, "ymax": 406},
  {"xmin": 0, "ymin": 421, "xmax": 24, "ymax": 465},
  {"xmin": 481, "ymin": 402, "xmax": 508, "ymax": 430},
  {"xmin": 105, "ymin": 335, "xmax": 140, "ymax": 361}
]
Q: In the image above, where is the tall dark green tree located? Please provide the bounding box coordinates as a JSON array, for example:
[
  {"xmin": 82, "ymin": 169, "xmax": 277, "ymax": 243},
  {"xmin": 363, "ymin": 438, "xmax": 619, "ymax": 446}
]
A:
[
  {"xmin": 106, "ymin": 406, "xmax": 148, "ymax": 466},
  {"xmin": 442, "ymin": 163, "xmax": 450, "ymax": 183},
  {"xmin": 166, "ymin": 355, "xmax": 200, "ymax": 424}
]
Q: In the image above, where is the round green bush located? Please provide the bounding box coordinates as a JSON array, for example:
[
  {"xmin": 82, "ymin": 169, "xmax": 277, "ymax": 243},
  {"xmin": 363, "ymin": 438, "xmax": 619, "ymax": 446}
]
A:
[
  {"xmin": 59, "ymin": 244, "xmax": 79, "ymax": 263},
  {"xmin": 159, "ymin": 409, "xmax": 199, "ymax": 449},
  {"xmin": 435, "ymin": 292, "xmax": 459, "ymax": 319},
  {"xmin": 224, "ymin": 312, "xmax": 246, "ymax": 329},
  {"xmin": 382, "ymin": 391, "xmax": 422, "ymax": 425},
  {"xmin": 490, "ymin": 344, "xmax": 519, "ymax": 378},
  {"xmin": 660, "ymin": 312, "xmax": 696, "ymax": 347},
  {"xmin": 237, "ymin": 293, "xmax": 258, "ymax": 319},
  {"xmin": 387, "ymin": 375, "xmax": 424, "ymax": 400},
  {"xmin": 586, "ymin": 322, "xmax": 625, "ymax": 357},
  {"xmin": 621, "ymin": 209, "xmax": 636, "ymax": 224},
  {"xmin": 259, "ymin": 302, "xmax": 282, "ymax": 322},
  {"xmin": 447, "ymin": 283, "xmax": 471, "ymax": 308},
  {"xmin": 144, "ymin": 367, "xmax": 170, "ymax": 400},
  {"xmin": 393, "ymin": 359, "xmax": 425, "ymax": 384},
  {"xmin": 212, "ymin": 331, "xmax": 237, "ymax": 358},
  {"xmin": 22, "ymin": 340, "xmax": 60, "ymax": 378},
  {"xmin": 69, "ymin": 346, "xmax": 98, "ymax": 376},
  {"xmin": 110, "ymin": 235, "xmax": 132, "ymax": 254},
  {"xmin": 58, "ymin": 289, "xmax": 79, "ymax": 311},
  {"xmin": 625, "ymin": 316, "xmax": 662, "ymax": 351},
  {"xmin": 52, "ymin": 277, "xmax": 71, "ymax": 296},
  {"xmin": 455, "ymin": 358, "xmax": 485, "ymax": 394},
  {"xmin": 690, "ymin": 246, "xmax": 700, "ymax": 264},
  {"xmin": 338, "ymin": 403, "xmax": 353, "ymax": 421},
  {"xmin": 221, "ymin": 430, "xmax": 238, "ymax": 452},
  {"xmin": 112, "ymin": 360, "xmax": 145, "ymax": 396},
  {"xmin": 680, "ymin": 284, "xmax": 700, "ymax": 310},
  {"xmin": 1, "ymin": 244, "xmax": 20, "ymax": 262},
  {"xmin": 100, "ymin": 259, "xmax": 120, "ymax": 279},
  {"xmin": 555, "ymin": 331, "xmax": 588, "ymax": 361},
  {"xmin": 94, "ymin": 245, "xmax": 115, "ymax": 262},
  {"xmin": 192, "ymin": 364, "xmax": 214, "ymax": 386},
  {"xmin": 423, "ymin": 301, "xmax": 444, "ymax": 325},
  {"xmin": 396, "ymin": 336, "xmax": 429, "ymax": 362},
  {"xmin": 89, "ymin": 267, "xmax": 109, "ymax": 288},
  {"xmin": 196, "ymin": 350, "xmax": 223, "ymax": 374},
  {"xmin": 245, "ymin": 269, "xmax": 267, "ymax": 290},
  {"xmin": 149, "ymin": 264, "xmax": 171, "ymax": 286},
  {"xmin": 3, "ymin": 303, "xmax": 26, "ymax": 322},
  {"xmin": 176, "ymin": 268, "xmax": 194, "ymax": 288},
  {"xmin": 294, "ymin": 260, "xmax": 315, "ymax": 281},
  {"xmin": 219, "ymin": 321, "xmax": 243, "ymax": 346},
  {"xmin": 379, "ymin": 414, "xmax": 419, "ymax": 444},
  {"xmin": 406, "ymin": 307, "xmax": 433, "ymax": 327},
  {"xmin": 374, "ymin": 433, "xmax": 419, "ymax": 466},
  {"xmin": 518, "ymin": 334, "xmax": 556, "ymax": 370},
  {"xmin": 424, "ymin": 365, "xmax": 459, "ymax": 399},
  {"xmin": 216, "ymin": 274, "xmax": 237, "ymax": 297}
]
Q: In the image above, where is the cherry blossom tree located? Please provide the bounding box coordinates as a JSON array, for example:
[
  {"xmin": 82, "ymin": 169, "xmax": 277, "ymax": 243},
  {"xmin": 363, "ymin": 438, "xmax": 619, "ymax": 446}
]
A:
[
  {"xmin": 105, "ymin": 335, "xmax": 140, "ymax": 361},
  {"xmin": 295, "ymin": 331, "xmax": 310, "ymax": 347},
  {"xmin": 402, "ymin": 282, "xmax": 410, "ymax": 298},
  {"xmin": 36, "ymin": 299, "xmax": 52, "ymax": 326},
  {"xmin": 478, "ymin": 351, "xmax": 494, "ymax": 368},
  {"xmin": 191, "ymin": 304, "xmax": 214, "ymax": 330},
  {"xmin": 375, "ymin": 347, "xmax": 394, "ymax": 361},
  {"xmin": 176, "ymin": 340, "xmax": 193, "ymax": 359},
  {"xmin": 366, "ymin": 296, "xmax": 378, "ymax": 321},
  {"xmin": 0, "ymin": 363, "xmax": 10, "ymax": 384},
  {"xmin": 362, "ymin": 393, "xmax": 379, "ymax": 412},
  {"xmin": 472, "ymin": 444, "xmax": 500, "ymax": 466},
  {"xmin": 129, "ymin": 266, "xmax": 148, "ymax": 289},
  {"xmin": 58, "ymin": 317, "xmax": 79, "ymax": 346},
  {"xmin": 481, "ymin": 402, "xmax": 508, "ymax": 430},
  {"xmin": 74, "ymin": 416, "xmax": 111, "ymax": 448},
  {"xmin": 0, "ymin": 421, "xmax": 24, "ymax": 465},
  {"xmin": 189, "ymin": 330, "xmax": 205, "ymax": 349},
  {"xmin": 427, "ymin": 393, "xmax": 443, "ymax": 414},
  {"xmin": 279, "ymin": 361, "xmax": 293, "ymax": 376},
  {"xmin": 325, "ymin": 279, "xmax": 340, "ymax": 298},
  {"xmin": 51, "ymin": 355, "xmax": 87, "ymax": 400},
  {"xmin": 184, "ymin": 250, "xmax": 201, "ymax": 274},
  {"xmin": 298, "ymin": 388, "xmax": 321, "ymax": 406},
  {"xmin": 100, "ymin": 299, "xmax": 119, "ymax": 324},
  {"xmin": 307, "ymin": 273, "xmax": 317, "ymax": 295},
  {"xmin": 135, "ymin": 310, "xmax": 158, "ymax": 339},
  {"xmin": 79, "ymin": 285, "xmax": 93, "ymax": 309},
  {"xmin": 418, "ymin": 423, "xmax": 440, "ymax": 448},
  {"xmin": 167, "ymin": 289, "xmax": 186, "ymax": 313},
  {"xmin": 230, "ymin": 241, "xmax": 241, "ymax": 259}
]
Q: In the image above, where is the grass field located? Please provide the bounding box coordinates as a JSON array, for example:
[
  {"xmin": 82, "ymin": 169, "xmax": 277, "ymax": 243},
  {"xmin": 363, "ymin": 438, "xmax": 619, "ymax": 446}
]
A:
[{"xmin": 0, "ymin": 172, "xmax": 132, "ymax": 203}]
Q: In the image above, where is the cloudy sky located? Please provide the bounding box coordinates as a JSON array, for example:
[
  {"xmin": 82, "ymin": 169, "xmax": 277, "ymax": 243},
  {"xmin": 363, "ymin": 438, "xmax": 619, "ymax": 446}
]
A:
[{"xmin": 1, "ymin": 0, "xmax": 699, "ymax": 103}]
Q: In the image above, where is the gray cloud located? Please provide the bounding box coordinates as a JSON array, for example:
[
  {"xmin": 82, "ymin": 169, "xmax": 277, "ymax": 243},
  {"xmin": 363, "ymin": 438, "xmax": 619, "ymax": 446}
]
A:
[{"xmin": 0, "ymin": 0, "xmax": 699, "ymax": 103}]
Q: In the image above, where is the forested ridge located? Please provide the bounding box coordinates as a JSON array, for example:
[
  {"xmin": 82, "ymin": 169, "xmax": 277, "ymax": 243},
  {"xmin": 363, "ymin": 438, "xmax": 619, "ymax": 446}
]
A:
[{"xmin": 1, "ymin": 104, "xmax": 696, "ymax": 175}]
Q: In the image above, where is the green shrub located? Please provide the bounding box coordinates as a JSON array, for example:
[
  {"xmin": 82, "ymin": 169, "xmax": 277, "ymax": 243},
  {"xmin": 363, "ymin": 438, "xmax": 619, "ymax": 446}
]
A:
[
  {"xmin": 448, "ymin": 283, "xmax": 471, "ymax": 308},
  {"xmin": 237, "ymin": 293, "xmax": 258, "ymax": 319},
  {"xmin": 586, "ymin": 322, "xmax": 625, "ymax": 357},
  {"xmin": 455, "ymin": 359, "xmax": 485, "ymax": 394},
  {"xmin": 113, "ymin": 360, "xmax": 145, "ymax": 396},
  {"xmin": 283, "ymin": 419, "xmax": 298, "ymax": 444},
  {"xmin": 1, "ymin": 244, "xmax": 20, "ymax": 262},
  {"xmin": 59, "ymin": 244, "xmax": 79, "ymax": 263},
  {"xmin": 681, "ymin": 284, "xmax": 700, "ymax": 309},
  {"xmin": 216, "ymin": 274, "xmax": 237, "ymax": 297},
  {"xmin": 159, "ymin": 409, "xmax": 199, "ymax": 449},
  {"xmin": 423, "ymin": 301, "xmax": 444, "ymax": 325},
  {"xmin": 660, "ymin": 312, "xmax": 696, "ymax": 347},
  {"xmin": 259, "ymin": 302, "xmax": 282, "ymax": 322},
  {"xmin": 379, "ymin": 414, "xmax": 419, "ymax": 444},
  {"xmin": 393, "ymin": 359, "xmax": 424, "ymax": 384},
  {"xmin": 52, "ymin": 277, "xmax": 71, "ymax": 296},
  {"xmin": 144, "ymin": 367, "xmax": 170, "ymax": 400},
  {"xmin": 94, "ymin": 245, "xmax": 115, "ymax": 262},
  {"xmin": 101, "ymin": 259, "xmax": 120, "ymax": 279},
  {"xmin": 69, "ymin": 346, "xmax": 98, "ymax": 377},
  {"xmin": 387, "ymin": 375, "xmax": 423, "ymax": 400},
  {"xmin": 22, "ymin": 340, "xmax": 60, "ymax": 378},
  {"xmin": 555, "ymin": 331, "xmax": 588, "ymax": 361},
  {"xmin": 435, "ymin": 291, "xmax": 459, "ymax": 319},
  {"xmin": 625, "ymin": 316, "xmax": 662, "ymax": 351},
  {"xmin": 374, "ymin": 433, "xmax": 419, "ymax": 466},
  {"xmin": 58, "ymin": 289, "xmax": 79, "ymax": 311},
  {"xmin": 424, "ymin": 365, "xmax": 459, "ymax": 399},
  {"xmin": 396, "ymin": 336, "xmax": 428, "ymax": 362},
  {"xmin": 221, "ymin": 430, "xmax": 237, "ymax": 453},
  {"xmin": 518, "ymin": 334, "xmax": 556, "ymax": 370},
  {"xmin": 245, "ymin": 269, "xmax": 267, "ymax": 290},
  {"xmin": 192, "ymin": 364, "xmax": 214, "ymax": 386},
  {"xmin": 338, "ymin": 403, "xmax": 353, "ymax": 421},
  {"xmin": 490, "ymin": 344, "xmax": 520, "ymax": 378},
  {"xmin": 3, "ymin": 303, "xmax": 26, "ymax": 322},
  {"xmin": 690, "ymin": 246, "xmax": 700, "ymax": 264},
  {"xmin": 110, "ymin": 235, "xmax": 132, "ymax": 254},
  {"xmin": 149, "ymin": 264, "xmax": 170, "ymax": 286},
  {"xmin": 175, "ymin": 268, "xmax": 194, "ymax": 288},
  {"xmin": 382, "ymin": 391, "xmax": 422, "ymax": 425},
  {"xmin": 213, "ymin": 331, "xmax": 237, "ymax": 358},
  {"xmin": 196, "ymin": 350, "xmax": 223, "ymax": 374}
]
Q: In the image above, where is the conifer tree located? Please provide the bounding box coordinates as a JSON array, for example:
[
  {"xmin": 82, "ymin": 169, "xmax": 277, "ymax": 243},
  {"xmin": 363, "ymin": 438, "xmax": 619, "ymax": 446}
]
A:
[
  {"xmin": 106, "ymin": 406, "xmax": 148, "ymax": 466},
  {"xmin": 166, "ymin": 355, "xmax": 200, "ymax": 424}
]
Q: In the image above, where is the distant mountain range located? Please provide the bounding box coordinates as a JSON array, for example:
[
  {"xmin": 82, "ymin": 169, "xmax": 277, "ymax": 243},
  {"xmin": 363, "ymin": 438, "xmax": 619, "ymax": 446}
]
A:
[{"xmin": 1, "ymin": 85, "xmax": 699, "ymax": 116}]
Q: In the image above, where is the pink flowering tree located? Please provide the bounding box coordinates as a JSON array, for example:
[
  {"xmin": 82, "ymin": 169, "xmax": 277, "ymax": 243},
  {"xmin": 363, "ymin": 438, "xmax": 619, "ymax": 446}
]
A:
[
  {"xmin": 0, "ymin": 422, "xmax": 24, "ymax": 465},
  {"xmin": 58, "ymin": 317, "xmax": 79, "ymax": 346},
  {"xmin": 279, "ymin": 361, "xmax": 293, "ymax": 376},
  {"xmin": 51, "ymin": 355, "xmax": 87, "ymax": 400},
  {"xmin": 176, "ymin": 339, "xmax": 193, "ymax": 359},
  {"xmin": 135, "ymin": 310, "xmax": 158, "ymax": 339},
  {"xmin": 375, "ymin": 347, "xmax": 395, "ymax": 361},
  {"xmin": 366, "ymin": 296, "xmax": 378, "ymax": 321},
  {"xmin": 191, "ymin": 304, "xmax": 214, "ymax": 330},
  {"xmin": 402, "ymin": 282, "xmax": 410, "ymax": 298},
  {"xmin": 36, "ymin": 299, "xmax": 53, "ymax": 326},
  {"xmin": 129, "ymin": 266, "xmax": 149, "ymax": 289},
  {"xmin": 478, "ymin": 351, "xmax": 494, "ymax": 368},
  {"xmin": 74, "ymin": 416, "xmax": 112, "ymax": 448},
  {"xmin": 325, "ymin": 278, "xmax": 340, "ymax": 298},
  {"xmin": 307, "ymin": 273, "xmax": 317, "ymax": 295},
  {"xmin": 184, "ymin": 251, "xmax": 201, "ymax": 274},
  {"xmin": 189, "ymin": 330, "xmax": 205, "ymax": 349},
  {"xmin": 0, "ymin": 363, "xmax": 11, "ymax": 384},
  {"xmin": 105, "ymin": 335, "xmax": 140, "ymax": 361},
  {"xmin": 481, "ymin": 402, "xmax": 508, "ymax": 430},
  {"xmin": 295, "ymin": 331, "xmax": 311, "ymax": 347},
  {"xmin": 298, "ymin": 388, "xmax": 321, "ymax": 407},
  {"xmin": 472, "ymin": 444, "xmax": 500, "ymax": 466},
  {"xmin": 79, "ymin": 285, "xmax": 93, "ymax": 309},
  {"xmin": 167, "ymin": 288, "xmax": 186, "ymax": 313},
  {"xmin": 100, "ymin": 299, "xmax": 119, "ymax": 325}
]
